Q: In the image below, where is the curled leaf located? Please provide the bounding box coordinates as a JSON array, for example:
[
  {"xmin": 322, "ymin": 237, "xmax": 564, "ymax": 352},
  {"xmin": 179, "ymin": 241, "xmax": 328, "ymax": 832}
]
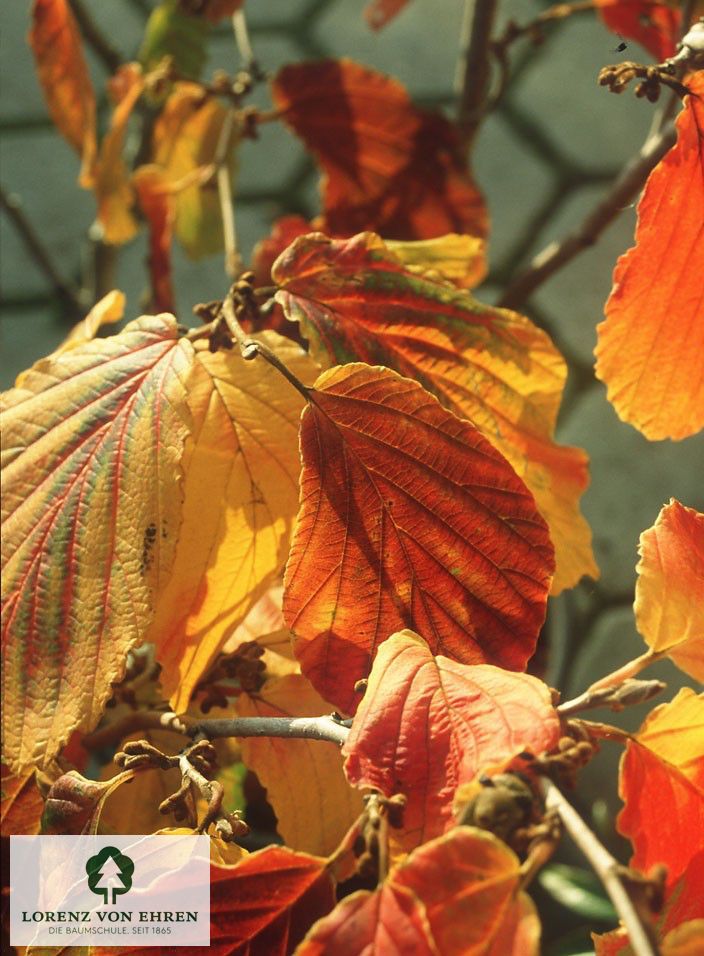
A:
[{"xmin": 41, "ymin": 769, "xmax": 135, "ymax": 835}]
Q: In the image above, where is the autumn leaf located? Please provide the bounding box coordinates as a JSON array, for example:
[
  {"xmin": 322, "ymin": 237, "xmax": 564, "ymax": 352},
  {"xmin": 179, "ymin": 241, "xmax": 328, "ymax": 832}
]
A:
[
  {"xmin": 133, "ymin": 165, "xmax": 176, "ymax": 313},
  {"xmin": 343, "ymin": 630, "xmax": 559, "ymax": 851},
  {"xmin": 297, "ymin": 826, "xmax": 540, "ymax": 955},
  {"xmin": 29, "ymin": 0, "xmax": 97, "ymax": 187},
  {"xmin": 271, "ymin": 59, "xmax": 487, "ymax": 240},
  {"xmin": 595, "ymin": 1, "xmax": 681, "ymax": 60},
  {"xmin": 595, "ymin": 73, "xmax": 704, "ymax": 441},
  {"xmin": 274, "ymin": 231, "xmax": 594, "ymax": 592},
  {"xmin": 151, "ymin": 82, "xmax": 237, "ymax": 258},
  {"xmin": 147, "ymin": 332, "xmax": 319, "ymax": 711},
  {"xmin": 139, "ymin": 0, "xmax": 210, "ymax": 81},
  {"xmin": 1, "ymin": 765, "xmax": 44, "ymax": 835},
  {"xmin": 364, "ymin": 0, "xmax": 411, "ymax": 31},
  {"xmin": 385, "ymin": 233, "xmax": 487, "ymax": 289},
  {"xmin": 283, "ymin": 363, "xmax": 555, "ymax": 714},
  {"xmin": 238, "ymin": 674, "xmax": 364, "ymax": 856},
  {"xmin": 53, "ymin": 290, "xmax": 126, "ymax": 356},
  {"xmin": 618, "ymin": 688, "xmax": 704, "ymax": 886},
  {"xmin": 156, "ymin": 826, "xmax": 247, "ymax": 865},
  {"xmin": 1, "ymin": 315, "xmax": 192, "ymax": 773},
  {"xmin": 40, "ymin": 769, "xmax": 135, "ymax": 835},
  {"xmin": 635, "ymin": 499, "xmax": 704, "ymax": 680}
]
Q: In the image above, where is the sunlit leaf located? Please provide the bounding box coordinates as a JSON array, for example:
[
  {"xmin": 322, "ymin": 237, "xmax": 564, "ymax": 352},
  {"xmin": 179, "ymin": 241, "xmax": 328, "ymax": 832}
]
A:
[
  {"xmin": 635, "ymin": 499, "xmax": 704, "ymax": 680},
  {"xmin": 343, "ymin": 630, "xmax": 560, "ymax": 851},
  {"xmin": 283, "ymin": 363, "xmax": 555, "ymax": 714},
  {"xmin": 156, "ymin": 826, "xmax": 248, "ymax": 865},
  {"xmin": 1, "ymin": 316, "xmax": 192, "ymax": 772},
  {"xmin": 364, "ymin": 0, "xmax": 411, "ymax": 31},
  {"xmin": 385, "ymin": 233, "xmax": 487, "ymax": 289},
  {"xmin": 139, "ymin": 0, "xmax": 210, "ymax": 80},
  {"xmin": 29, "ymin": 0, "xmax": 97, "ymax": 187},
  {"xmin": 595, "ymin": 0, "xmax": 680, "ymax": 59},
  {"xmin": 271, "ymin": 59, "xmax": 487, "ymax": 240},
  {"xmin": 41, "ymin": 769, "xmax": 135, "ymax": 835},
  {"xmin": 238, "ymin": 674, "xmax": 364, "ymax": 855},
  {"xmin": 595, "ymin": 74, "xmax": 704, "ymax": 440},
  {"xmin": 618, "ymin": 689, "xmax": 704, "ymax": 885},
  {"xmin": 94, "ymin": 64, "xmax": 145, "ymax": 245},
  {"xmin": 275, "ymin": 231, "xmax": 594, "ymax": 592},
  {"xmin": 134, "ymin": 165, "xmax": 176, "ymax": 313},
  {"xmin": 297, "ymin": 826, "xmax": 540, "ymax": 955},
  {"xmin": 148, "ymin": 333, "xmax": 319, "ymax": 711},
  {"xmin": 1, "ymin": 764, "xmax": 44, "ymax": 835},
  {"xmin": 54, "ymin": 290, "xmax": 126, "ymax": 356}
]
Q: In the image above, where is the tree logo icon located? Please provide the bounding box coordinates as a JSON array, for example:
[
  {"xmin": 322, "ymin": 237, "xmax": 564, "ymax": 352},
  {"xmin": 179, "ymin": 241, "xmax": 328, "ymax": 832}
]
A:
[{"xmin": 85, "ymin": 846, "xmax": 134, "ymax": 905}]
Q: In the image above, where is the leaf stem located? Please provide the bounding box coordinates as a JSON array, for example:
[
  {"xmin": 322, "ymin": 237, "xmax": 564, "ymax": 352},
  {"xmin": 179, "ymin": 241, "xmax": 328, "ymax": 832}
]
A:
[
  {"xmin": 455, "ymin": 0, "xmax": 499, "ymax": 158},
  {"xmin": 557, "ymin": 676, "xmax": 666, "ymax": 717},
  {"xmin": 539, "ymin": 777, "xmax": 660, "ymax": 956},
  {"xmin": 498, "ymin": 121, "xmax": 677, "ymax": 309},
  {"xmin": 585, "ymin": 649, "xmax": 666, "ymax": 694},
  {"xmin": 188, "ymin": 715, "xmax": 351, "ymax": 747}
]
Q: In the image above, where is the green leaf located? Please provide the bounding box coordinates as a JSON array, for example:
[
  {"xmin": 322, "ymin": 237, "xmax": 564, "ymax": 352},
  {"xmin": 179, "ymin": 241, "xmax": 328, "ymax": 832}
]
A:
[
  {"xmin": 139, "ymin": 0, "xmax": 210, "ymax": 81},
  {"xmin": 538, "ymin": 863, "xmax": 617, "ymax": 923}
]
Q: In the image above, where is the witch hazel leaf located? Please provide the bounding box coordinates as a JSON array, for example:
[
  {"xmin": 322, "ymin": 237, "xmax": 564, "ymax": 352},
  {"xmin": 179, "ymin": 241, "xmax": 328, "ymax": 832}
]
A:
[
  {"xmin": 283, "ymin": 363, "xmax": 555, "ymax": 714},
  {"xmin": 297, "ymin": 826, "xmax": 540, "ymax": 956},
  {"xmin": 1, "ymin": 764, "xmax": 44, "ymax": 836},
  {"xmin": 1, "ymin": 315, "xmax": 192, "ymax": 773},
  {"xmin": 618, "ymin": 689, "xmax": 704, "ymax": 887},
  {"xmin": 595, "ymin": 73, "xmax": 704, "ymax": 441},
  {"xmin": 274, "ymin": 231, "xmax": 594, "ymax": 592},
  {"xmin": 342, "ymin": 630, "xmax": 560, "ymax": 851},
  {"xmin": 595, "ymin": 0, "xmax": 681, "ymax": 60},
  {"xmin": 635, "ymin": 499, "xmax": 704, "ymax": 681},
  {"xmin": 41, "ymin": 769, "xmax": 136, "ymax": 835}
]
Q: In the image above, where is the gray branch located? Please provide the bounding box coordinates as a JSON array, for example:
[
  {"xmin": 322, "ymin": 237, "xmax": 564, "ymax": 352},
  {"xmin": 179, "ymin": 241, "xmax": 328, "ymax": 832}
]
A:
[{"xmin": 189, "ymin": 715, "xmax": 351, "ymax": 747}]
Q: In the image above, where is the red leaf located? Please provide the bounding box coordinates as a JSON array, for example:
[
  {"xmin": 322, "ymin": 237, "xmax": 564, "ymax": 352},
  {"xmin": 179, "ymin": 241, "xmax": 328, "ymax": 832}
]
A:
[
  {"xmin": 271, "ymin": 59, "xmax": 487, "ymax": 240},
  {"xmin": 134, "ymin": 165, "xmax": 176, "ymax": 313},
  {"xmin": 29, "ymin": 0, "xmax": 97, "ymax": 186},
  {"xmin": 595, "ymin": 1, "xmax": 680, "ymax": 60},
  {"xmin": 1, "ymin": 765, "xmax": 43, "ymax": 836},
  {"xmin": 283, "ymin": 363, "xmax": 555, "ymax": 714},
  {"xmin": 595, "ymin": 73, "xmax": 704, "ymax": 440},
  {"xmin": 343, "ymin": 630, "xmax": 560, "ymax": 850}
]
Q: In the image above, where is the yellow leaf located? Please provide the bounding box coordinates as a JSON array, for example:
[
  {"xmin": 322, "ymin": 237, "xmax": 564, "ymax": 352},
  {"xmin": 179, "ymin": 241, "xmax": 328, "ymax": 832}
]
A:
[
  {"xmin": 1, "ymin": 315, "xmax": 192, "ymax": 773},
  {"xmin": 386, "ymin": 233, "xmax": 487, "ymax": 289},
  {"xmin": 149, "ymin": 332, "xmax": 318, "ymax": 711},
  {"xmin": 238, "ymin": 674, "xmax": 364, "ymax": 855},
  {"xmin": 635, "ymin": 688, "xmax": 704, "ymax": 786},
  {"xmin": 56, "ymin": 290, "xmax": 126, "ymax": 354},
  {"xmin": 635, "ymin": 499, "xmax": 704, "ymax": 681},
  {"xmin": 155, "ymin": 827, "xmax": 248, "ymax": 865}
]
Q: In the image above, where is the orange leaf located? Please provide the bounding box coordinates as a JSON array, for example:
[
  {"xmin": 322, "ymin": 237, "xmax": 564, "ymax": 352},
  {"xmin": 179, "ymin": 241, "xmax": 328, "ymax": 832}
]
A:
[
  {"xmin": 595, "ymin": 1, "xmax": 680, "ymax": 59},
  {"xmin": 297, "ymin": 826, "xmax": 540, "ymax": 956},
  {"xmin": 53, "ymin": 290, "xmax": 126, "ymax": 356},
  {"xmin": 283, "ymin": 363, "xmax": 555, "ymax": 714},
  {"xmin": 274, "ymin": 231, "xmax": 594, "ymax": 592},
  {"xmin": 271, "ymin": 59, "xmax": 487, "ymax": 241},
  {"xmin": 133, "ymin": 165, "xmax": 176, "ymax": 313},
  {"xmin": 29, "ymin": 0, "xmax": 97, "ymax": 187},
  {"xmin": 1, "ymin": 764, "xmax": 43, "ymax": 836},
  {"xmin": 618, "ymin": 689, "xmax": 704, "ymax": 885},
  {"xmin": 1, "ymin": 315, "xmax": 192, "ymax": 772},
  {"xmin": 635, "ymin": 499, "xmax": 704, "ymax": 680},
  {"xmin": 94, "ymin": 64, "xmax": 145, "ymax": 245},
  {"xmin": 595, "ymin": 74, "xmax": 704, "ymax": 440},
  {"xmin": 343, "ymin": 630, "xmax": 560, "ymax": 851},
  {"xmin": 40, "ymin": 769, "xmax": 136, "ymax": 835},
  {"xmin": 237, "ymin": 675, "xmax": 364, "ymax": 855}
]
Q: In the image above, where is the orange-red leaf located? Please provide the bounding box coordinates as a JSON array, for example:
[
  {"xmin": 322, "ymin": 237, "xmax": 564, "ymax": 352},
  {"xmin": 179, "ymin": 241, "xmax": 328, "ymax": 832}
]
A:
[
  {"xmin": 237, "ymin": 675, "xmax": 364, "ymax": 855},
  {"xmin": 343, "ymin": 630, "xmax": 560, "ymax": 850},
  {"xmin": 283, "ymin": 363, "xmax": 555, "ymax": 714},
  {"xmin": 595, "ymin": 1, "xmax": 680, "ymax": 59},
  {"xmin": 364, "ymin": 0, "xmax": 411, "ymax": 31},
  {"xmin": 1, "ymin": 764, "xmax": 43, "ymax": 836},
  {"xmin": 595, "ymin": 74, "xmax": 704, "ymax": 440},
  {"xmin": 271, "ymin": 59, "xmax": 487, "ymax": 241},
  {"xmin": 618, "ymin": 689, "xmax": 704, "ymax": 886},
  {"xmin": 29, "ymin": 0, "xmax": 97, "ymax": 187},
  {"xmin": 1, "ymin": 316, "xmax": 192, "ymax": 773},
  {"xmin": 297, "ymin": 826, "xmax": 540, "ymax": 956},
  {"xmin": 134, "ymin": 165, "xmax": 176, "ymax": 313},
  {"xmin": 274, "ymin": 231, "xmax": 594, "ymax": 592},
  {"xmin": 635, "ymin": 499, "xmax": 704, "ymax": 680}
]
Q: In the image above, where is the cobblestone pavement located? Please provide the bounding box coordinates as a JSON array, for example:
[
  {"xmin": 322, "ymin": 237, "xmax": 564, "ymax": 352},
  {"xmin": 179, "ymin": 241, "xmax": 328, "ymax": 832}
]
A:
[{"xmin": 2, "ymin": 0, "xmax": 702, "ymax": 853}]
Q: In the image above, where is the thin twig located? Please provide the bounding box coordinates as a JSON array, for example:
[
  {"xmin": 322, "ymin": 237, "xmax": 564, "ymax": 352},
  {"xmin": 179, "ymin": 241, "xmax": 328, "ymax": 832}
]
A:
[
  {"xmin": 557, "ymin": 677, "xmax": 666, "ymax": 717},
  {"xmin": 213, "ymin": 110, "xmax": 241, "ymax": 278},
  {"xmin": 585, "ymin": 649, "xmax": 666, "ymax": 693},
  {"xmin": 1, "ymin": 185, "xmax": 84, "ymax": 317},
  {"xmin": 68, "ymin": 0, "xmax": 123, "ymax": 74},
  {"xmin": 188, "ymin": 715, "xmax": 351, "ymax": 747},
  {"xmin": 83, "ymin": 710, "xmax": 187, "ymax": 751},
  {"xmin": 498, "ymin": 121, "xmax": 676, "ymax": 309},
  {"xmin": 455, "ymin": 0, "xmax": 499, "ymax": 158},
  {"xmin": 540, "ymin": 778, "xmax": 660, "ymax": 956},
  {"xmin": 232, "ymin": 9, "xmax": 256, "ymax": 73}
]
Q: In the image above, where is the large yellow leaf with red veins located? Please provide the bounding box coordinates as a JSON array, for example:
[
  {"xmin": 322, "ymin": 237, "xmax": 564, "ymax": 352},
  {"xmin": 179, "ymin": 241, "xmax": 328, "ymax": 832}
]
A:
[
  {"xmin": 149, "ymin": 332, "xmax": 319, "ymax": 711},
  {"xmin": 274, "ymin": 231, "xmax": 595, "ymax": 592},
  {"xmin": 595, "ymin": 74, "xmax": 704, "ymax": 440},
  {"xmin": 1, "ymin": 315, "xmax": 192, "ymax": 773},
  {"xmin": 238, "ymin": 674, "xmax": 364, "ymax": 856},
  {"xmin": 635, "ymin": 499, "xmax": 704, "ymax": 681},
  {"xmin": 283, "ymin": 363, "xmax": 555, "ymax": 714},
  {"xmin": 29, "ymin": 0, "xmax": 97, "ymax": 187}
]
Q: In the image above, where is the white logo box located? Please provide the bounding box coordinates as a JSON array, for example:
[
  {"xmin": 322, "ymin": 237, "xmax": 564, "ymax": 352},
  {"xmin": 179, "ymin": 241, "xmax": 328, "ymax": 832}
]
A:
[{"xmin": 11, "ymin": 834, "xmax": 210, "ymax": 947}]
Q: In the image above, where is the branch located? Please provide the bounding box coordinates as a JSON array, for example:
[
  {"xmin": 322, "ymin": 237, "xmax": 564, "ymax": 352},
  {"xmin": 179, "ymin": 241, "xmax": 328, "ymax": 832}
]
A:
[
  {"xmin": 68, "ymin": 0, "xmax": 123, "ymax": 74},
  {"xmin": 455, "ymin": 0, "xmax": 499, "ymax": 157},
  {"xmin": 557, "ymin": 677, "xmax": 666, "ymax": 717},
  {"xmin": 498, "ymin": 121, "xmax": 676, "ymax": 309},
  {"xmin": 1, "ymin": 185, "xmax": 84, "ymax": 317},
  {"xmin": 83, "ymin": 710, "xmax": 187, "ymax": 751},
  {"xmin": 189, "ymin": 715, "xmax": 351, "ymax": 747},
  {"xmin": 540, "ymin": 777, "xmax": 661, "ymax": 956}
]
